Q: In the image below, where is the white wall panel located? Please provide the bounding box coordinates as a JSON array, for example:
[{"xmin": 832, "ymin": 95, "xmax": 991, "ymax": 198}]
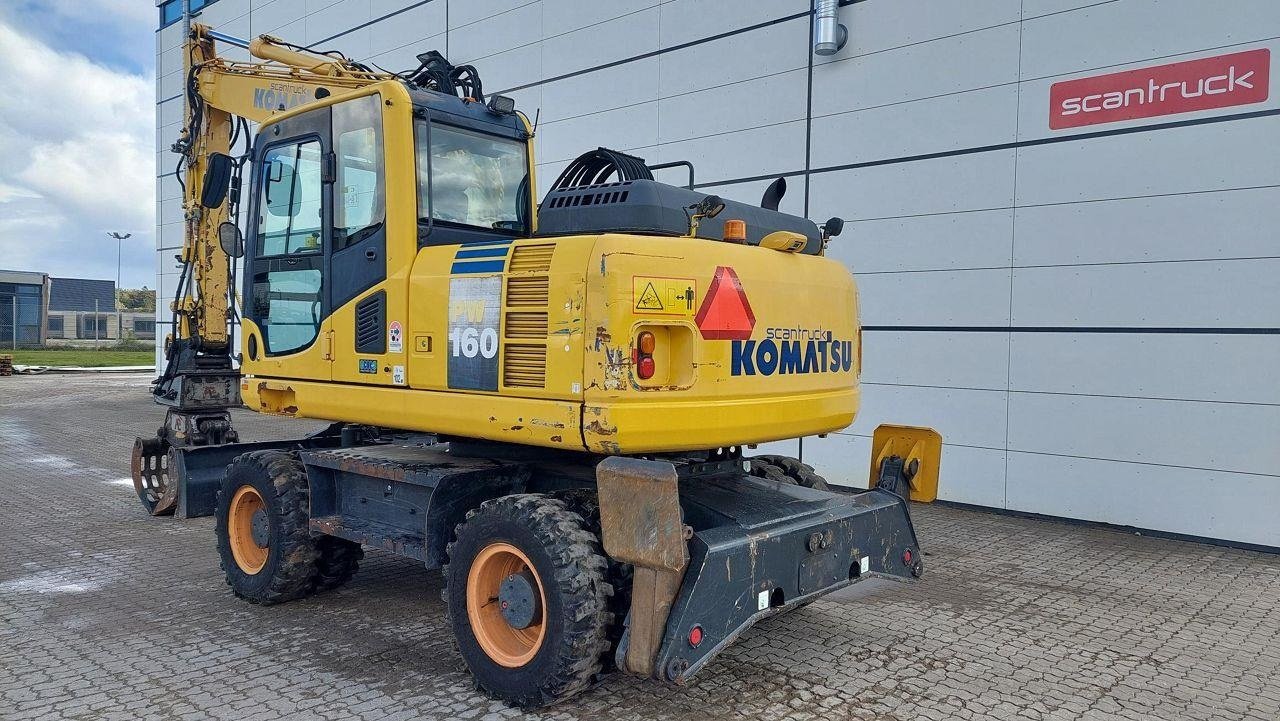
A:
[
  {"xmin": 657, "ymin": 0, "xmax": 807, "ymax": 49},
  {"xmin": 536, "ymin": 102, "xmax": 658, "ymax": 164},
  {"xmin": 306, "ymin": 1, "xmax": 370, "ymax": 55},
  {"xmin": 366, "ymin": 2, "xmax": 446, "ymax": 57},
  {"xmin": 1012, "ymin": 259, "xmax": 1280, "ymax": 328},
  {"xmin": 831, "ymin": 210, "xmax": 1014, "ymax": 274},
  {"xmin": 1019, "ymin": 0, "xmax": 1280, "ymax": 80},
  {"xmin": 541, "ymin": 57, "xmax": 658, "ymax": 122},
  {"xmin": 812, "ymin": 24, "xmax": 1021, "ymax": 117},
  {"xmin": 448, "ymin": 0, "xmax": 536, "ymax": 31},
  {"xmin": 833, "ymin": 0, "xmax": 1021, "ymax": 62},
  {"xmin": 1009, "ymin": 332, "xmax": 1280, "ymax": 405},
  {"xmin": 658, "ymin": 69, "xmax": 807, "ymax": 143},
  {"xmin": 448, "ymin": 1, "xmax": 540, "ymax": 64},
  {"xmin": 857, "ymin": 269, "xmax": 1011, "ymax": 327},
  {"xmin": 808, "ymin": 151, "xmax": 1016, "ymax": 222},
  {"xmin": 850, "ymin": 385, "xmax": 1008, "ymax": 451},
  {"xmin": 861, "ymin": 330, "xmax": 1010, "ymax": 391},
  {"xmin": 1007, "ymin": 393, "xmax": 1280, "ymax": 476},
  {"xmin": 657, "ymin": 17, "xmax": 807, "ymax": 98},
  {"xmin": 1006, "ymin": 452, "xmax": 1279, "ymax": 547},
  {"xmin": 648, "ymin": 121, "xmax": 806, "ymax": 185},
  {"xmin": 541, "ymin": 7, "xmax": 657, "ymax": 80},
  {"xmin": 811, "ymin": 84, "xmax": 1019, "ymax": 168},
  {"xmin": 543, "ymin": 0, "xmax": 658, "ymax": 38},
  {"xmin": 1015, "ymin": 117, "xmax": 1280, "ymax": 204},
  {"xmin": 1013, "ymin": 187, "xmax": 1280, "ymax": 266},
  {"xmin": 252, "ymin": 0, "xmax": 306, "ymax": 34}
]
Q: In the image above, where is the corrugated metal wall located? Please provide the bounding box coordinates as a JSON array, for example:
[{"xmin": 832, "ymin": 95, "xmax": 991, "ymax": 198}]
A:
[{"xmin": 155, "ymin": 0, "xmax": 1280, "ymax": 546}]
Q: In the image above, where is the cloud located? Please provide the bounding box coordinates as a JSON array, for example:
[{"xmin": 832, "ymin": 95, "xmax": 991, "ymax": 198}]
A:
[{"xmin": 0, "ymin": 19, "xmax": 155, "ymax": 286}]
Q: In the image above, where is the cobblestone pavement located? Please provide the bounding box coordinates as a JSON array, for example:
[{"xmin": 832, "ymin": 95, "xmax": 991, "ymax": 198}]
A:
[{"xmin": 1, "ymin": 373, "xmax": 1277, "ymax": 721}]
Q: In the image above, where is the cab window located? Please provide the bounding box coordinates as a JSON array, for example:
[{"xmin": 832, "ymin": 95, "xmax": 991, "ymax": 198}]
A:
[
  {"xmin": 333, "ymin": 94, "xmax": 385, "ymax": 251},
  {"xmin": 415, "ymin": 121, "xmax": 529, "ymax": 235},
  {"xmin": 257, "ymin": 139, "xmax": 323, "ymax": 256}
]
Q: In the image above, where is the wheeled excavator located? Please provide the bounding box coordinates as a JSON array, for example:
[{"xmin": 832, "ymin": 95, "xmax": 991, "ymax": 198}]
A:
[{"xmin": 131, "ymin": 23, "xmax": 943, "ymax": 707}]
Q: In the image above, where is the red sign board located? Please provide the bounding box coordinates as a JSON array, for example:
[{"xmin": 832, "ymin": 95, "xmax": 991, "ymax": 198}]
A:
[
  {"xmin": 695, "ymin": 266, "xmax": 755, "ymax": 340},
  {"xmin": 1049, "ymin": 49, "xmax": 1270, "ymax": 130}
]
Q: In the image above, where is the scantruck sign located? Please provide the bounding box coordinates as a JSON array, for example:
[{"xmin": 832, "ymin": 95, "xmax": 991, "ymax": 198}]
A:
[{"xmin": 1050, "ymin": 49, "xmax": 1270, "ymax": 129}]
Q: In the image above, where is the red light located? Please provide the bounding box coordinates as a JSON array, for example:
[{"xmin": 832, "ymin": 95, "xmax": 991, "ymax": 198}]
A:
[
  {"xmin": 688, "ymin": 625, "xmax": 703, "ymax": 647},
  {"xmin": 902, "ymin": 549, "xmax": 913, "ymax": 565},
  {"xmin": 638, "ymin": 356, "xmax": 656, "ymax": 380}
]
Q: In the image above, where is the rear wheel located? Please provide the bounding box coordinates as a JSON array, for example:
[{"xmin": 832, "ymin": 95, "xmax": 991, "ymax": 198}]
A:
[
  {"xmin": 215, "ymin": 450, "xmax": 319, "ymax": 605},
  {"xmin": 748, "ymin": 454, "xmax": 831, "ymax": 491},
  {"xmin": 444, "ymin": 494, "xmax": 613, "ymax": 707}
]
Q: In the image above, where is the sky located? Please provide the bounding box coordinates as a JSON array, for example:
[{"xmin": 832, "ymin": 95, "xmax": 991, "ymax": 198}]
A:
[{"xmin": 0, "ymin": 0, "xmax": 157, "ymax": 289}]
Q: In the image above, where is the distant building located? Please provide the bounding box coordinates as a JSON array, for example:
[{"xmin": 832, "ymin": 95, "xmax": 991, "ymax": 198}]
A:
[
  {"xmin": 0, "ymin": 272, "xmax": 156, "ymax": 346},
  {"xmin": 0, "ymin": 269, "xmax": 50, "ymax": 348}
]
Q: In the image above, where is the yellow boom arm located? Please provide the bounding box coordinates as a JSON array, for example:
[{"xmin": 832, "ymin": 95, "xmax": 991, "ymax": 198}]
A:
[{"xmin": 170, "ymin": 23, "xmax": 390, "ymax": 353}]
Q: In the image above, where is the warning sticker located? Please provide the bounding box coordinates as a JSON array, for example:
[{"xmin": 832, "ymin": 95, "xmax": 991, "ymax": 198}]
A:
[
  {"xmin": 388, "ymin": 321, "xmax": 403, "ymax": 354},
  {"xmin": 632, "ymin": 276, "xmax": 696, "ymax": 316}
]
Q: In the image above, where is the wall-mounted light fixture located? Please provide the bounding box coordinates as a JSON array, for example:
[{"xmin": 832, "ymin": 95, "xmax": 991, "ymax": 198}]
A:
[{"xmin": 813, "ymin": 0, "xmax": 848, "ymax": 56}]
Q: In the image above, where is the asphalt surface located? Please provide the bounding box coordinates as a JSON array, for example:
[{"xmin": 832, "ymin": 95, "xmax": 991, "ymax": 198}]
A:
[{"xmin": 1, "ymin": 373, "xmax": 1277, "ymax": 720}]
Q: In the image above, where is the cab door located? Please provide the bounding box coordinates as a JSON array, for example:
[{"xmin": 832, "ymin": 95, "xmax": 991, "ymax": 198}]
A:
[
  {"xmin": 324, "ymin": 92, "xmax": 401, "ymax": 388},
  {"xmin": 241, "ymin": 106, "xmax": 333, "ymax": 382}
]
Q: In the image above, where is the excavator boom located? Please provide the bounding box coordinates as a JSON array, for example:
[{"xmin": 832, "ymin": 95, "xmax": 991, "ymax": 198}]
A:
[{"xmin": 135, "ymin": 24, "xmax": 393, "ymax": 514}]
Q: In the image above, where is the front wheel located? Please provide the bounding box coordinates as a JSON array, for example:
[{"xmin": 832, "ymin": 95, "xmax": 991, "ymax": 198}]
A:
[
  {"xmin": 444, "ymin": 494, "xmax": 614, "ymax": 708},
  {"xmin": 215, "ymin": 450, "xmax": 319, "ymax": 605}
]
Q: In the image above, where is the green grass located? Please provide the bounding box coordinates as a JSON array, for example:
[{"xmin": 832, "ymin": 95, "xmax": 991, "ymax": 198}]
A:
[{"xmin": 3, "ymin": 349, "xmax": 155, "ymax": 367}]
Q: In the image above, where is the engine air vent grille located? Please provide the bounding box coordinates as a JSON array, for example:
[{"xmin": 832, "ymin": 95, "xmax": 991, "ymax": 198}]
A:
[
  {"xmin": 505, "ymin": 311, "xmax": 548, "ymax": 339},
  {"xmin": 508, "ymin": 243, "xmax": 555, "ymax": 273},
  {"xmin": 506, "ymin": 276, "xmax": 549, "ymax": 307},
  {"xmin": 502, "ymin": 344, "xmax": 546, "ymax": 388}
]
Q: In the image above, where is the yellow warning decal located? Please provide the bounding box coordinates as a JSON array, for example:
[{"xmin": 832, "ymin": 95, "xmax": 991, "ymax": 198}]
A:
[{"xmin": 632, "ymin": 276, "xmax": 697, "ymax": 316}]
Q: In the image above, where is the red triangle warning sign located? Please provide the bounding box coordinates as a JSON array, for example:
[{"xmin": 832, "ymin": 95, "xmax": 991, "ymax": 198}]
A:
[{"xmin": 695, "ymin": 266, "xmax": 755, "ymax": 340}]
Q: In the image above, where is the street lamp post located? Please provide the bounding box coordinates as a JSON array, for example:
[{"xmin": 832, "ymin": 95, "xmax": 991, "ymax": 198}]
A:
[{"xmin": 107, "ymin": 232, "xmax": 132, "ymax": 341}]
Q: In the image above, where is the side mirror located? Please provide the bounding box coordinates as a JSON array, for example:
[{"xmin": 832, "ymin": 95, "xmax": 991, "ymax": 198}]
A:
[
  {"xmin": 822, "ymin": 216, "xmax": 844, "ymax": 239},
  {"xmin": 199, "ymin": 152, "xmax": 234, "ymax": 209},
  {"xmin": 218, "ymin": 221, "xmax": 244, "ymax": 258}
]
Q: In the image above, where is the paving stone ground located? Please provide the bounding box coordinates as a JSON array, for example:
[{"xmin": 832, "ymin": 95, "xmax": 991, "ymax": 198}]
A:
[{"xmin": 1, "ymin": 373, "xmax": 1277, "ymax": 721}]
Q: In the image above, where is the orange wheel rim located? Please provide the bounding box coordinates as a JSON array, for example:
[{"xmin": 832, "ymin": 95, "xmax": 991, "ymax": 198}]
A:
[
  {"xmin": 228, "ymin": 485, "xmax": 269, "ymax": 574},
  {"xmin": 466, "ymin": 542, "xmax": 546, "ymax": 667}
]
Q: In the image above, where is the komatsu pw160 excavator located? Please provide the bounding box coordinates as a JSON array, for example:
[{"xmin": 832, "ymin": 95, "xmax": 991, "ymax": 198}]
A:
[{"xmin": 132, "ymin": 23, "xmax": 942, "ymax": 707}]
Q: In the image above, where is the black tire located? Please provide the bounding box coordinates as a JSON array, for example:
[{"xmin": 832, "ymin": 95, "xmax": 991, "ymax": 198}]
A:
[
  {"xmin": 444, "ymin": 494, "xmax": 613, "ymax": 707},
  {"xmin": 215, "ymin": 450, "xmax": 319, "ymax": 605},
  {"xmin": 314, "ymin": 535, "xmax": 364, "ymax": 592},
  {"xmin": 551, "ymin": 489, "xmax": 632, "ymax": 672},
  {"xmin": 748, "ymin": 454, "xmax": 831, "ymax": 491}
]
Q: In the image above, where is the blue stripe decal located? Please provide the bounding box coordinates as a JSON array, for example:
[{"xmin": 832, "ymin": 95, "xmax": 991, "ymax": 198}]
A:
[
  {"xmin": 455, "ymin": 247, "xmax": 511, "ymax": 259},
  {"xmin": 451, "ymin": 260, "xmax": 508, "ymax": 274},
  {"xmin": 460, "ymin": 238, "xmax": 515, "ymax": 248}
]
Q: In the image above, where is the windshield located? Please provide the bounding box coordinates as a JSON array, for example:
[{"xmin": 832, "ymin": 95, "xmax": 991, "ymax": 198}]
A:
[{"xmin": 416, "ymin": 121, "xmax": 529, "ymax": 234}]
